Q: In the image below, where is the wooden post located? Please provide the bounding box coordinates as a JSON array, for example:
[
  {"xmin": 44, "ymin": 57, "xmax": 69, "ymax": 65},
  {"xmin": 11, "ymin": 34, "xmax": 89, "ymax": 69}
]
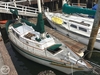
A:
[
  {"xmin": 87, "ymin": 0, "xmax": 100, "ymax": 59},
  {"xmin": 78, "ymin": 0, "xmax": 80, "ymax": 6},
  {"xmin": 55, "ymin": 1, "xmax": 58, "ymax": 11}
]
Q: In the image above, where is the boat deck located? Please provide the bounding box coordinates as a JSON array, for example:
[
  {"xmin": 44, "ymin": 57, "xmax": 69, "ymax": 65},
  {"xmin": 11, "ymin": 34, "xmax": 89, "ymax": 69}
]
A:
[
  {"xmin": 0, "ymin": 18, "xmax": 87, "ymax": 54},
  {"xmin": 28, "ymin": 18, "xmax": 87, "ymax": 54},
  {"xmin": 45, "ymin": 26, "xmax": 87, "ymax": 53}
]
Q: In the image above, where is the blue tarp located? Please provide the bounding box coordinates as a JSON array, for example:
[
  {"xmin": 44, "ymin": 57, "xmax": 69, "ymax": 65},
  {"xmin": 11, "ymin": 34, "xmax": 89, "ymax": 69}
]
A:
[
  {"xmin": 91, "ymin": 4, "xmax": 98, "ymax": 18},
  {"xmin": 92, "ymin": 4, "xmax": 98, "ymax": 10}
]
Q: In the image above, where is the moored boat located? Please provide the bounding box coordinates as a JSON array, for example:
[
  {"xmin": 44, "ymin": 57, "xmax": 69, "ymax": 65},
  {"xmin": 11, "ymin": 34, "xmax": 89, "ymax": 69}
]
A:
[
  {"xmin": 5, "ymin": 0, "xmax": 93, "ymax": 74},
  {"xmin": 44, "ymin": 11, "xmax": 100, "ymax": 50}
]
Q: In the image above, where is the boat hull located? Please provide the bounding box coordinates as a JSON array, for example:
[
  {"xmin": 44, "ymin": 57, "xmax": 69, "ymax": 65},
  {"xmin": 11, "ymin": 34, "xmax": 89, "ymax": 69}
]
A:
[
  {"xmin": 46, "ymin": 18, "xmax": 100, "ymax": 50},
  {"xmin": 9, "ymin": 34, "xmax": 90, "ymax": 74}
]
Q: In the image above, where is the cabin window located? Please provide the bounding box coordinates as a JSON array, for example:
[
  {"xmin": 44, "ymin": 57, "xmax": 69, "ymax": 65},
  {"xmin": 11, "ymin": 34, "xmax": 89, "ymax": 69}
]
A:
[
  {"xmin": 70, "ymin": 24, "xmax": 77, "ymax": 28},
  {"xmin": 79, "ymin": 27, "xmax": 87, "ymax": 32},
  {"xmin": 63, "ymin": 22, "xmax": 67, "ymax": 24}
]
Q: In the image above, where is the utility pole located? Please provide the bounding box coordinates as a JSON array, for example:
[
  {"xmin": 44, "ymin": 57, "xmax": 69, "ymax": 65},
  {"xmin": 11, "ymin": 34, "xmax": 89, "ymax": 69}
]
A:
[{"xmin": 87, "ymin": 0, "xmax": 100, "ymax": 59}]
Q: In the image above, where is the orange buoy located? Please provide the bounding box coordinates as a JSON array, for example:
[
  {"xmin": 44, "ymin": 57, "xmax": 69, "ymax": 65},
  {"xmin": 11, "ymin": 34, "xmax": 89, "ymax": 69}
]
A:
[{"xmin": 0, "ymin": 20, "xmax": 7, "ymax": 24}]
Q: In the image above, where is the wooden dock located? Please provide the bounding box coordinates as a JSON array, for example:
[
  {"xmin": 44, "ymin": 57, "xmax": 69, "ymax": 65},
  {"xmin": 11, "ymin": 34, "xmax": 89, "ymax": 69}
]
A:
[{"xmin": 0, "ymin": 36, "xmax": 18, "ymax": 75}]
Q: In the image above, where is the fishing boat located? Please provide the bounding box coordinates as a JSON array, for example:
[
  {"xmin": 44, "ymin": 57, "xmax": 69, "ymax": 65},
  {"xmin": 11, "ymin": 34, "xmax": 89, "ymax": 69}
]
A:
[{"xmin": 5, "ymin": 0, "xmax": 93, "ymax": 74}]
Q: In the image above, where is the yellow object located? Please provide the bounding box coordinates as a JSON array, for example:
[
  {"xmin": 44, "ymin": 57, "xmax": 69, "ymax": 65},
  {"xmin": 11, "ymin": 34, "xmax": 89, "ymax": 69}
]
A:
[{"xmin": 51, "ymin": 16, "xmax": 63, "ymax": 25}]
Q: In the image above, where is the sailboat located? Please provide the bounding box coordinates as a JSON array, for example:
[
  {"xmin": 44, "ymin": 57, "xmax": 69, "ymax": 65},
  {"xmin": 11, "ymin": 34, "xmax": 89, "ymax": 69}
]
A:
[
  {"xmin": 44, "ymin": 0, "xmax": 100, "ymax": 50},
  {"xmin": 5, "ymin": 0, "xmax": 93, "ymax": 74}
]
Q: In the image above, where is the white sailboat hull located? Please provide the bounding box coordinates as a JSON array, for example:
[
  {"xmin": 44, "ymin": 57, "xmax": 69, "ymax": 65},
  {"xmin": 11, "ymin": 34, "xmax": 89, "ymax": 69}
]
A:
[{"xmin": 9, "ymin": 32, "xmax": 90, "ymax": 74}]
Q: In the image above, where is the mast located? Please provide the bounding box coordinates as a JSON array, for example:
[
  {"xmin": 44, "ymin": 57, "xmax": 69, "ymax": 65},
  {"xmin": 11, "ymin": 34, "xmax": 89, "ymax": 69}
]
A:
[
  {"xmin": 36, "ymin": 0, "xmax": 45, "ymax": 39},
  {"xmin": 37, "ymin": 0, "xmax": 42, "ymax": 13}
]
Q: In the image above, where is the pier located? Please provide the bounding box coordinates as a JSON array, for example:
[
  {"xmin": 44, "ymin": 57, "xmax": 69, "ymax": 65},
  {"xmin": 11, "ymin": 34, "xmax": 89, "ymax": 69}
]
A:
[
  {"xmin": 0, "ymin": 36, "xmax": 18, "ymax": 75},
  {"xmin": 0, "ymin": 1, "xmax": 38, "ymax": 17}
]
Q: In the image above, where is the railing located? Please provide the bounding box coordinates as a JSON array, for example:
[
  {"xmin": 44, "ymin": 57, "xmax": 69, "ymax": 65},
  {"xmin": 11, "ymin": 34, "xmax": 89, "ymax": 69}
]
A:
[{"xmin": 0, "ymin": 1, "xmax": 38, "ymax": 17}]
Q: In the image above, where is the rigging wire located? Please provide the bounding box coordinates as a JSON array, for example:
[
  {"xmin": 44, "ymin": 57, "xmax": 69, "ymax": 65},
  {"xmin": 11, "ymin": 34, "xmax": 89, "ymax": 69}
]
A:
[{"xmin": 71, "ymin": 63, "xmax": 73, "ymax": 75}]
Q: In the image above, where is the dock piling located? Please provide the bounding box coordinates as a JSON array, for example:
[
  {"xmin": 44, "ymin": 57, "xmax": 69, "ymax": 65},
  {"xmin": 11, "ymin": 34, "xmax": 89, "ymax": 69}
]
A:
[{"xmin": 87, "ymin": 0, "xmax": 100, "ymax": 59}]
